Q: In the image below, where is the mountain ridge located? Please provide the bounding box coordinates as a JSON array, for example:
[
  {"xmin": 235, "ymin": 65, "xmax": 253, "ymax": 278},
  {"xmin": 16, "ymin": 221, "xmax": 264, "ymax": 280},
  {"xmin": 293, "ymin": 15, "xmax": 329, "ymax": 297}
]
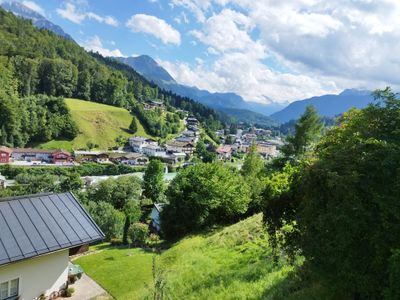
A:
[
  {"xmin": 271, "ymin": 89, "xmax": 375, "ymax": 122},
  {"xmin": 115, "ymin": 55, "xmax": 280, "ymax": 126},
  {"xmin": 1, "ymin": 1, "xmax": 74, "ymax": 41}
]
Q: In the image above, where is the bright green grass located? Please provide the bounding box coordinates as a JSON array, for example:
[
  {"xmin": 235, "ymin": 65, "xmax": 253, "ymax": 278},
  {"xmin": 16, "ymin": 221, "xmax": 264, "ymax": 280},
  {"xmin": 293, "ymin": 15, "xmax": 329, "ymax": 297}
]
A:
[
  {"xmin": 40, "ymin": 98, "xmax": 153, "ymax": 151},
  {"xmin": 75, "ymin": 246, "xmax": 154, "ymax": 300},
  {"xmin": 77, "ymin": 215, "xmax": 327, "ymax": 300}
]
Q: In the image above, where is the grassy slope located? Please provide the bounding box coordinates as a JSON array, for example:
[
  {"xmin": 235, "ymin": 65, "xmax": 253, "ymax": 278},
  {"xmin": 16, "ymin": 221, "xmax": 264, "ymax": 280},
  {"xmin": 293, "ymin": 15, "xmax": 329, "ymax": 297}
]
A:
[
  {"xmin": 40, "ymin": 99, "xmax": 153, "ymax": 151},
  {"xmin": 76, "ymin": 215, "xmax": 326, "ymax": 299},
  {"xmin": 75, "ymin": 244, "xmax": 153, "ymax": 300}
]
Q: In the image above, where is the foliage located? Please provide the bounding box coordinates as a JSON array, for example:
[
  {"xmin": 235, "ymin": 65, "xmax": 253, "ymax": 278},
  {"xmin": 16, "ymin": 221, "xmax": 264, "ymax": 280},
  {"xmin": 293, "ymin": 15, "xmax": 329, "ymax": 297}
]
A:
[
  {"xmin": 142, "ymin": 159, "xmax": 165, "ymax": 203},
  {"xmin": 241, "ymin": 143, "xmax": 265, "ymax": 213},
  {"xmin": 161, "ymin": 163, "xmax": 251, "ymax": 239},
  {"xmin": 85, "ymin": 201, "xmax": 125, "ymax": 240},
  {"xmin": 129, "ymin": 116, "xmax": 138, "ymax": 133},
  {"xmin": 59, "ymin": 172, "xmax": 83, "ymax": 192},
  {"xmin": 87, "ymin": 176, "xmax": 142, "ymax": 244},
  {"xmin": 76, "ymin": 216, "xmax": 328, "ymax": 300},
  {"xmin": 195, "ymin": 138, "xmax": 216, "ymax": 163},
  {"xmin": 0, "ymin": 163, "xmax": 144, "ymax": 179},
  {"xmin": 129, "ymin": 223, "xmax": 149, "ymax": 245},
  {"xmin": 0, "ymin": 8, "xmax": 223, "ymax": 147},
  {"xmin": 281, "ymin": 105, "xmax": 323, "ymax": 160},
  {"xmin": 263, "ymin": 88, "xmax": 400, "ymax": 298}
]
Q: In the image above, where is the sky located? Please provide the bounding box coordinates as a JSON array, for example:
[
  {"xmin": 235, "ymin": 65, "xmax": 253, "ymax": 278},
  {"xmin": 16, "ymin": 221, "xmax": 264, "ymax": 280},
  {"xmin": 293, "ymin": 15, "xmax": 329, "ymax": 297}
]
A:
[{"xmin": 7, "ymin": 0, "xmax": 400, "ymax": 104}]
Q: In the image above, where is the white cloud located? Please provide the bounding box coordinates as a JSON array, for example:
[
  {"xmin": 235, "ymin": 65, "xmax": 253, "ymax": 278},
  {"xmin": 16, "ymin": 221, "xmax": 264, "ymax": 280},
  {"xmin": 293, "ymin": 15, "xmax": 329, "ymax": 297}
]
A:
[
  {"xmin": 22, "ymin": 1, "xmax": 45, "ymax": 16},
  {"xmin": 170, "ymin": 0, "xmax": 400, "ymax": 103},
  {"xmin": 126, "ymin": 14, "xmax": 181, "ymax": 45},
  {"xmin": 56, "ymin": 3, "xmax": 118, "ymax": 26},
  {"xmin": 81, "ymin": 36, "xmax": 125, "ymax": 57}
]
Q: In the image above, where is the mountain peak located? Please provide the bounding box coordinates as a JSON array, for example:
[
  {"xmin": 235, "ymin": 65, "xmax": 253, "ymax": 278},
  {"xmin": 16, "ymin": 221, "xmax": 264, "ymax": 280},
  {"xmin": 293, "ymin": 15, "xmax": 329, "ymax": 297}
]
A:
[
  {"xmin": 1, "ymin": 1, "xmax": 74, "ymax": 41},
  {"xmin": 339, "ymin": 89, "xmax": 371, "ymax": 97},
  {"xmin": 116, "ymin": 56, "xmax": 176, "ymax": 83}
]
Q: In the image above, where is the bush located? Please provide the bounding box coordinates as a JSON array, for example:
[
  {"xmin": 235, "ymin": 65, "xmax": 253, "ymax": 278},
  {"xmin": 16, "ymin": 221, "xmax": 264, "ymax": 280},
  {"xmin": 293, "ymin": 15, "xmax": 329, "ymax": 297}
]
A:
[
  {"xmin": 65, "ymin": 288, "xmax": 75, "ymax": 297},
  {"xmin": 147, "ymin": 233, "xmax": 161, "ymax": 247},
  {"xmin": 129, "ymin": 223, "xmax": 149, "ymax": 246}
]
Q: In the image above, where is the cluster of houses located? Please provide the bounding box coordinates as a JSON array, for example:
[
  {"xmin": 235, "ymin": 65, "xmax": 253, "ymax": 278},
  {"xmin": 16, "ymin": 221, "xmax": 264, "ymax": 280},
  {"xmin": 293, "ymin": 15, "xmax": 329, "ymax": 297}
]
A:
[
  {"xmin": 0, "ymin": 146, "xmax": 73, "ymax": 165},
  {"xmin": 215, "ymin": 127, "xmax": 283, "ymax": 160},
  {"xmin": 127, "ymin": 116, "xmax": 200, "ymax": 164}
]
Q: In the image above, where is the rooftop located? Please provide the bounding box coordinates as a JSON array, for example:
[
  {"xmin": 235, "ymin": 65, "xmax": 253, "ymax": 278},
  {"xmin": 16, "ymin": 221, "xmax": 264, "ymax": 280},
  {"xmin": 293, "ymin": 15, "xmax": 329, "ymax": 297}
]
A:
[{"xmin": 0, "ymin": 192, "xmax": 104, "ymax": 266}]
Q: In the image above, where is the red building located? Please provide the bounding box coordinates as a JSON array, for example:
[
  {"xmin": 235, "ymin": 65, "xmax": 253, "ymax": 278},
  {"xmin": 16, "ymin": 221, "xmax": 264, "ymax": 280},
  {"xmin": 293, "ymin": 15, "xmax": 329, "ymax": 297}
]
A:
[
  {"xmin": 52, "ymin": 150, "xmax": 73, "ymax": 164},
  {"xmin": 0, "ymin": 146, "xmax": 11, "ymax": 164}
]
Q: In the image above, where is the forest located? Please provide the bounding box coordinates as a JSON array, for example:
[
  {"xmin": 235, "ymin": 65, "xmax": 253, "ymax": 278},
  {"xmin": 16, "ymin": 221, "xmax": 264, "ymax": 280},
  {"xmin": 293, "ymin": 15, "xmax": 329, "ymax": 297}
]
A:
[{"xmin": 0, "ymin": 8, "xmax": 223, "ymax": 145}]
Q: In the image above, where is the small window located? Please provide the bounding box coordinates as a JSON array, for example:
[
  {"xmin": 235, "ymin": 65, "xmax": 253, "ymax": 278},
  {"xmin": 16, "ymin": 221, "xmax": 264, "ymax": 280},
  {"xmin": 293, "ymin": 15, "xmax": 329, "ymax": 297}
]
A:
[{"xmin": 0, "ymin": 278, "xmax": 19, "ymax": 300}]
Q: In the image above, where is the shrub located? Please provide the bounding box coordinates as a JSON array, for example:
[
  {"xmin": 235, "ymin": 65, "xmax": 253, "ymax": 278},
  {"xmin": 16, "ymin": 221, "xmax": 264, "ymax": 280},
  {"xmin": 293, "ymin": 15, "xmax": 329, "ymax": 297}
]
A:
[
  {"xmin": 129, "ymin": 223, "xmax": 149, "ymax": 246},
  {"xmin": 65, "ymin": 288, "xmax": 75, "ymax": 297}
]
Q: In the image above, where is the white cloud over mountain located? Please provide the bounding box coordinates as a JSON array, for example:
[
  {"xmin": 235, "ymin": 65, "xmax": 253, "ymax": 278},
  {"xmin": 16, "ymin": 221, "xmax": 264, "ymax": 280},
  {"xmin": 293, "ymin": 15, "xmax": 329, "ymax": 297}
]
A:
[
  {"xmin": 82, "ymin": 35, "xmax": 125, "ymax": 57},
  {"xmin": 56, "ymin": 2, "xmax": 118, "ymax": 26},
  {"xmin": 166, "ymin": 0, "xmax": 400, "ymax": 103},
  {"xmin": 126, "ymin": 14, "xmax": 181, "ymax": 45}
]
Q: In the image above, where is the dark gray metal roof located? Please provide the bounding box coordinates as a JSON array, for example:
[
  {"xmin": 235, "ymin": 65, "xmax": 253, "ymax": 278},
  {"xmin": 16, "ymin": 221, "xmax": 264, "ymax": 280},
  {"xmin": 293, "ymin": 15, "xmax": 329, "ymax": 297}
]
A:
[{"xmin": 0, "ymin": 192, "xmax": 104, "ymax": 266}]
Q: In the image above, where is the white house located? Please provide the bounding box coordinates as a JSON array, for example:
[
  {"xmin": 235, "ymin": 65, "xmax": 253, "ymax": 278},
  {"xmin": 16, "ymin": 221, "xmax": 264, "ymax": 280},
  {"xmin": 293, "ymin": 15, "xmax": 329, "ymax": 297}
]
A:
[
  {"xmin": 150, "ymin": 203, "xmax": 166, "ymax": 232},
  {"xmin": 129, "ymin": 137, "xmax": 157, "ymax": 153},
  {"xmin": 0, "ymin": 192, "xmax": 104, "ymax": 300}
]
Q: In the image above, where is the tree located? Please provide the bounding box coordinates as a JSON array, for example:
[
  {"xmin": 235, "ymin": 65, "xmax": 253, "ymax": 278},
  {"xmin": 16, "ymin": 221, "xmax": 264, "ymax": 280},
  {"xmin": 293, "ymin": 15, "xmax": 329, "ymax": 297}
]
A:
[
  {"xmin": 281, "ymin": 105, "xmax": 324, "ymax": 159},
  {"xmin": 86, "ymin": 201, "xmax": 125, "ymax": 240},
  {"xmin": 128, "ymin": 223, "xmax": 149, "ymax": 246},
  {"xmin": 143, "ymin": 159, "xmax": 165, "ymax": 203},
  {"xmin": 129, "ymin": 116, "xmax": 138, "ymax": 133},
  {"xmin": 263, "ymin": 88, "xmax": 400, "ymax": 298},
  {"xmin": 241, "ymin": 143, "xmax": 265, "ymax": 213},
  {"xmin": 161, "ymin": 163, "xmax": 251, "ymax": 239},
  {"xmin": 88, "ymin": 176, "xmax": 142, "ymax": 244},
  {"xmin": 59, "ymin": 172, "xmax": 83, "ymax": 192}
]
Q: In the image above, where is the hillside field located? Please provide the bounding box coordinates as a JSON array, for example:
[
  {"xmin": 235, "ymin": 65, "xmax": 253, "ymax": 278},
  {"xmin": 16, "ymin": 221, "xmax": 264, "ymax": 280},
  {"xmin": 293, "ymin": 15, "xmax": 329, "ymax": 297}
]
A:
[
  {"xmin": 75, "ymin": 214, "xmax": 328, "ymax": 300},
  {"xmin": 40, "ymin": 99, "xmax": 153, "ymax": 151}
]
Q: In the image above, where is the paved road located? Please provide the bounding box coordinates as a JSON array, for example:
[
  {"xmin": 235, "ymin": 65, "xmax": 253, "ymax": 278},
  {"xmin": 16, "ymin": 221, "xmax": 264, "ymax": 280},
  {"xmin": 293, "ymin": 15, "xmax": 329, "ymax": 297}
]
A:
[{"xmin": 69, "ymin": 274, "xmax": 108, "ymax": 300}]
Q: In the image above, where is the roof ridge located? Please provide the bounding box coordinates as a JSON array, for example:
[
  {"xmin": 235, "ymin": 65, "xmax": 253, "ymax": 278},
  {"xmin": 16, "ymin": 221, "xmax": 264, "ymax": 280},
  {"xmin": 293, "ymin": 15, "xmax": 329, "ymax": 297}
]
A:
[{"xmin": 0, "ymin": 192, "xmax": 54, "ymax": 202}]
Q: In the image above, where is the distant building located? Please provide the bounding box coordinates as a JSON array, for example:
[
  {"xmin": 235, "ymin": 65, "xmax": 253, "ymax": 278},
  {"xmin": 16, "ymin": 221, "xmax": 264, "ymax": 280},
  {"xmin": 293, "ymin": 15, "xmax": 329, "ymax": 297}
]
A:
[
  {"xmin": 216, "ymin": 145, "xmax": 233, "ymax": 160},
  {"xmin": 74, "ymin": 151, "xmax": 109, "ymax": 163},
  {"xmin": 166, "ymin": 141, "xmax": 195, "ymax": 155},
  {"xmin": 1, "ymin": 148, "xmax": 73, "ymax": 164},
  {"xmin": 109, "ymin": 153, "xmax": 149, "ymax": 165},
  {"xmin": 144, "ymin": 100, "xmax": 164, "ymax": 111},
  {"xmin": 186, "ymin": 117, "xmax": 199, "ymax": 127},
  {"xmin": 0, "ymin": 192, "xmax": 104, "ymax": 300},
  {"xmin": 150, "ymin": 203, "xmax": 166, "ymax": 232},
  {"xmin": 142, "ymin": 144, "xmax": 166, "ymax": 157},
  {"xmin": 129, "ymin": 136, "xmax": 158, "ymax": 153},
  {"xmin": 0, "ymin": 146, "xmax": 12, "ymax": 163},
  {"xmin": 256, "ymin": 142, "xmax": 278, "ymax": 158}
]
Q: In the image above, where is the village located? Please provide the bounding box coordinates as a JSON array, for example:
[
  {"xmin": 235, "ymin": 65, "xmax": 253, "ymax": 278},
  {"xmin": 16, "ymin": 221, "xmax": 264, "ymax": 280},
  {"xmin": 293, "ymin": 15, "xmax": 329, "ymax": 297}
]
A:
[{"xmin": 0, "ymin": 116, "xmax": 283, "ymax": 170}]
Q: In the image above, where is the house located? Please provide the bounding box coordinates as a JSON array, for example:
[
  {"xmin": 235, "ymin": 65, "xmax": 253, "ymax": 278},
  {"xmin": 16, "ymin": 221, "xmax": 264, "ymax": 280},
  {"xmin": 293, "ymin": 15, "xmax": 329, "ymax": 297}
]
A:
[
  {"xmin": 74, "ymin": 151, "xmax": 109, "ymax": 163},
  {"xmin": 216, "ymin": 145, "xmax": 233, "ymax": 160},
  {"xmin": 128, "ymin": 137, "xmax": 158, "ymax": 153},
  {"xmin": 109, "ymin": 153, "xmax": 149, "ymax": 165},
  {"xmin": 256, "ymin": 142, "xmax": 278, "ymax": 158},
  {"xmin": 0, "ymin": 192, "xmax": 104, "ymax": 300},
  {"xmin": 142, "ymin": 144, "xmax": 166, "ymax": 157},
  {"xmin": 166, "ymin": 141, "xmax": 195, "ymax": 155},
  {"xmin": 186, "ymin": 117, "xmax": 199, "ymax": 127},
  {"xmin": 0, "ymin": 146, "xmax": 11, "ymax": 164},
  {"xmin": 144, "ymin": 100, "xmax": 165, "ymax": 111},
  {"xmin": 10, "ymin": 148, "xmax": 72, "ymax": 164},
  {"xmin": 150, "ymin": 203, "xmax": 166, "ymax": 232}
]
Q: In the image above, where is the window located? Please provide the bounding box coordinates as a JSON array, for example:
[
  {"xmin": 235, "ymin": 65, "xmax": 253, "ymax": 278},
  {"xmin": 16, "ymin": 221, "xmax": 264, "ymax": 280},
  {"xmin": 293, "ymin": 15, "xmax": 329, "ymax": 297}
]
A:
[{"xmin": 0, "ymin": 278, "xmax": 19, "ymax": 300}]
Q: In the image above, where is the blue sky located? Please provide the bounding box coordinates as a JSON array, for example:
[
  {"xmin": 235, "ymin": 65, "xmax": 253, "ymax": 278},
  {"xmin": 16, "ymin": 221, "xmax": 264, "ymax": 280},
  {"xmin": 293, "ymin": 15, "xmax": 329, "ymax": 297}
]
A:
[{"xmin": 9, "ymin": 0, "xmax": 400, "ymax": 104}]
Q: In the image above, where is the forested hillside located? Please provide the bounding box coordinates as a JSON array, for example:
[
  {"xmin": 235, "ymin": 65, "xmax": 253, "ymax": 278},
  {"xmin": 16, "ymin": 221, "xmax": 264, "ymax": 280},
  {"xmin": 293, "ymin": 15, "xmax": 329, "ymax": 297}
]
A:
[{"xmin": 0, "ymin": 8, "xmax": 222, "ymax": 146}]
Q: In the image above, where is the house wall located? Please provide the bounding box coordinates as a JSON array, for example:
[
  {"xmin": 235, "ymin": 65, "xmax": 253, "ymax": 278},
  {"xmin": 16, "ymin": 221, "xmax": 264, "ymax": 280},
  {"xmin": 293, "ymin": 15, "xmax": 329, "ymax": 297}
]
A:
[
  {"xmin": 0, "ymin": 249, "xmax": 69, "ymax": 300},
  {"xmin": 151, "ymin": 208, "xmax": 161, "ymax": 231},
  {"xmin": 0, "ymin": 151, "xmax": 10, "ymax": 163}
]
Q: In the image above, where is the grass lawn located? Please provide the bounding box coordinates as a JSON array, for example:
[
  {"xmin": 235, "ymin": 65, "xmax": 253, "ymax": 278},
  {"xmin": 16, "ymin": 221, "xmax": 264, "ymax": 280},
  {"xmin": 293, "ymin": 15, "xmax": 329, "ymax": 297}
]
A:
[
  {"xmin": 75, "ymin": 215, "xmax": 327, "ymax": 300},
  {"xmin": 40, "ymin": 99, "xmax": 154, "ymax": 151},
  {"xmin": 75, "ymin": 244, "xmax": 154, "ymax": 300}
]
